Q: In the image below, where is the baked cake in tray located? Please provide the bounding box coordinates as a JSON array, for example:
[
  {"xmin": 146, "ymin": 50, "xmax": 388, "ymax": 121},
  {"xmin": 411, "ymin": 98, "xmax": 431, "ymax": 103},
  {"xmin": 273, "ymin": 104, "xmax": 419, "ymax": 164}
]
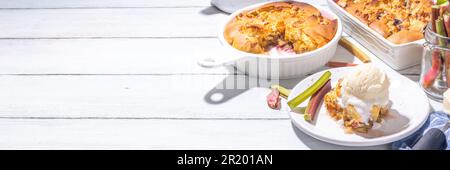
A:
[{"xmin": 334, "ymin": 0, "xmax": 432, "ymax": 44}]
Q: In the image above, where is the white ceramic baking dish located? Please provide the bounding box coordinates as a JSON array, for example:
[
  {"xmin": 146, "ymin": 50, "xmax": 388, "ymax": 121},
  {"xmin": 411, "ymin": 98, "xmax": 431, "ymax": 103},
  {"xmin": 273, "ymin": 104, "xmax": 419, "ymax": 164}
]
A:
[
  {"xmin": 327, "ymin": 0, "xmax": 425, "ymax": 70},
  {"xmin": 199, "ymin": 1, "xmax": 343, "ymax": 79}
]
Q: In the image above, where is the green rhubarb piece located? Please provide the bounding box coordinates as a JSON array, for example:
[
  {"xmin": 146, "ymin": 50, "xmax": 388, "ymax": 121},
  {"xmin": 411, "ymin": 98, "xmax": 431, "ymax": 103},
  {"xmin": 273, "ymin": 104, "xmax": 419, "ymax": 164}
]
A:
[
  {"xmin": 436, "ymin": 18, "xmax": 447, "ymax": 45},
  {"xmin": 432, "ymin": 5, "xmax": 440, "ymax": 32},
  {"xmin": 437, "ymin": 0, "xmax": 448, "ymax": 5},
  {"xmin": 270, "ymin": 84, "xmax": 291, "ymax": 99},
  {"xmin": 304, "ymin": 80, "xmax": 331, "ymax": 122},
  {"xmin": 287, "ymin": 71, "xmax": 331, "ymax": 109},
  {"xmin": 443, "ymin": 13, "xmax": 450, "ymax": 35}
]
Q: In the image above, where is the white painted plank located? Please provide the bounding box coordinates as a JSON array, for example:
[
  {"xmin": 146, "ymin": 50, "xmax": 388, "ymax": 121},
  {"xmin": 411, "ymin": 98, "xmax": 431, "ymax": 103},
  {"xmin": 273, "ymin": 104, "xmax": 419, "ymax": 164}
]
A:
[
  {"xmin": 0, "ymin": 0, "xmax": 425, "ymax": 150},
  {"xmin": 398, "ymin": 65, "xmax": 421, "ymax": 75},
  {"xmin": 0, "ymin": 75, "xmax": 296, "ymax": 118},
  {"xmin": 402, "ymin": 75, "xmax": 443, "ymax": 112},
  {"xmin": 0, "ymin": 38, "xmax": 356, "ymax": 74},
  {"xmin": 0, "ymin": 8, "xmax": 227, "ymax": 38},
  {"xmin": 0, "ymin": 0, "xmax": 327, "ymax": 8},
  {"xmin": 0, "ymin": 36, "xmax": 436, "ymax": 110},
  {"xmin": 0, "ymin": 72, "xmax": 439, "ymax": 121},
  {"xmin": 0, "ymin": 118, "xmax": 389, "ymax": 149},
  {"xmin": 0, "ymin": 0, "xmax": 211, "ymax": 8},
  {"xmin": 0, "ymin": 38, "xmax": 232, "ymax": 74},
  {"xmin": 405, "ymin": 75, "xmax": 419, "ymax": 82},
  {"xmin": 0, "ymin": 2, "xmax": 330, "ymax": 38}
]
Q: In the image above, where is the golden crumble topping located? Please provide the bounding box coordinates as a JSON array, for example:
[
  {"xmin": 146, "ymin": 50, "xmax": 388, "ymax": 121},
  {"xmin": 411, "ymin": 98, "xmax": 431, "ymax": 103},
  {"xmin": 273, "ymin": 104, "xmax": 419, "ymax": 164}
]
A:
[
  {"xmin": 224, "ymin": 1, "xmax": 338, "ymax": 54},
  {"xmin": 335, "ymin": 0, "xmax": 432, "ymax": 44}
]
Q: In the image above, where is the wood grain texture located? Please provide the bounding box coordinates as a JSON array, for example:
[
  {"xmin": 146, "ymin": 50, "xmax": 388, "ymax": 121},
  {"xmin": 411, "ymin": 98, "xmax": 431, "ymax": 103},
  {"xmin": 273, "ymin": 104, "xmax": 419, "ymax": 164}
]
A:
[
  {"xmin": 0, "ymin": 0, "xmax": 436, "ymax": 150},
  {"xmin": 0, "ymin": 0, "xmax": 327, "ymax": 8},
  {"xmin": 0, "ymin": 38, "xmax": 230, "ymax": 74},
  {"xmin": 0, "ymin": 75, "xmax": 294, "ymax": 119},
  {"xmin": 0, "ymin": 38, "xmax": 355, "ymax": 74},
  {"xmin": 0, "ymin": 0, "xmax": 211, "ymax": 8},
  {"xmin": 0, "ymin": 118, "xmax": 389, "ymax": 149},
  {"xmin": 0, "ymin": 8, "xmax": 227, "ymax": 38},
  {"xmin": 0, "ymin": 1, "xmax": 330, "ymax": 38}
]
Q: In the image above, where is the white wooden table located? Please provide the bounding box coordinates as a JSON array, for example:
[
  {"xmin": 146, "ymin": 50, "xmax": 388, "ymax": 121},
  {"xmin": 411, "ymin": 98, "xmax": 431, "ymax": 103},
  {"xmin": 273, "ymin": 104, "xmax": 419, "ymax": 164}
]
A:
[{"xmin": 0, "ymin": 0, "xmax": 441, "ymax": 149}]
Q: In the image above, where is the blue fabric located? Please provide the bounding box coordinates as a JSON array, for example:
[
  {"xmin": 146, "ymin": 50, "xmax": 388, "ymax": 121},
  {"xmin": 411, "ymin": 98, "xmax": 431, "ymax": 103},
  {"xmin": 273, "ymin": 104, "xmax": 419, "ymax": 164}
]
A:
[{"xmin": 392, "ymin": 111, "xmax": 450, "ymax": 150}]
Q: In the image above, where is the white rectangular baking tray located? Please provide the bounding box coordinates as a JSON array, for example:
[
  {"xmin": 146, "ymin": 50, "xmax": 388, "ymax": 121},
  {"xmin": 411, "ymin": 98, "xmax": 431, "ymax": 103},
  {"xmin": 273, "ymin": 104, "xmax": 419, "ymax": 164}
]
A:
[{"xmin": 327, "ymin": 0, "xmax": 425, "ymax": 70}]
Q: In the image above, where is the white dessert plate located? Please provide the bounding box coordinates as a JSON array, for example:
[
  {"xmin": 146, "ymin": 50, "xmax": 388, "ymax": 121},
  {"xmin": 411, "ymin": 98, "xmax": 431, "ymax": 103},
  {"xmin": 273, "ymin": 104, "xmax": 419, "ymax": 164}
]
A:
[{"xmin": 288, "ymin": 67, "xmax": 430, "ymax": 146}]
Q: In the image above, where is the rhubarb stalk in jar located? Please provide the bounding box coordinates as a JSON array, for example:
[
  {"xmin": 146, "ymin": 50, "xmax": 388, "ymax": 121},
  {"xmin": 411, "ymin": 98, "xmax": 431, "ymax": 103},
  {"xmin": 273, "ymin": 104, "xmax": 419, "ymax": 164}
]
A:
[{"xmin": 420, "ymin": 23, "xmax": 450, "ymax": 101}]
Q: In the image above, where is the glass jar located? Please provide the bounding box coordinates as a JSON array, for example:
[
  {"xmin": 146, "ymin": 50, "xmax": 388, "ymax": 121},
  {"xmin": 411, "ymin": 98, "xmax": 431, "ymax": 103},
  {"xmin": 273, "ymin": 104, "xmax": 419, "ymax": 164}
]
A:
[{"xmin": 420, "ymin": 24, "xmax": 450, "ymax": 101}]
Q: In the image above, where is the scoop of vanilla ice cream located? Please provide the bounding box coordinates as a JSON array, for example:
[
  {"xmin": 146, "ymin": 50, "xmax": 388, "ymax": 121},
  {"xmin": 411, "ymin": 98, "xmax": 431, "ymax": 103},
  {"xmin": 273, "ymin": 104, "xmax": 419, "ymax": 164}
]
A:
[{"xmin": 341, "ymin": 64, "xmax": 390, "ymax": 105}]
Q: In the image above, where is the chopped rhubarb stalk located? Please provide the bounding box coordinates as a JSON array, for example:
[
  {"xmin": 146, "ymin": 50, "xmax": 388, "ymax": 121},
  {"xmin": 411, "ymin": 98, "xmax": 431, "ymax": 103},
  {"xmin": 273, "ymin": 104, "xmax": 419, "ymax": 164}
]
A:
[
  {"xmin": 304, "ymin": 79, "xmax": 332, "ymax": 122},
  {"xmin": 423, "ymin": 51, "xmax": 442, "ymax": 88},
  {"xmin": 267, "ymin": 88, "xmax": 281, "ymax": 110},
  {"xmin": 440, "ymin": 2, "xmax": 449, "ymax": 16},
  {"xmin": 270, "ymin": 84, "xmax": 291, "ymax": 99},
  {"xmin": 338, "ymin": 38, "xmax": 371, "ymax": 63},
  {"xmin": 445, "ymin": 51, "xmax": 450, "ymax": 87},
  {"xmin": 326, "ymin": 61, "xmax": 358, "ymax": 68},
  {"xmin": 288, "ymin": 71, "xmax": 332, "ymax": 109},
  {"xmin": 437, "ymin": 0, "xmax": 448, "ymax": 6},
  {"xmin": 276, "ymin": 44, "xmax": 295, "ymax": 54},
  {"xmin": 424, "ymin": 18, "xmax": 447, "ymax": 88},
  {"xmin": 436, "ymin": 18, "xmax": 447, "ymax": 43},
  {"xmin": 432, "ymin": 5, "xmax": 440, "ymax": 32},
  {"xmin": 268, "ymin": 44, "xmax": 295, "ymax": 56},
  {"xmin": 443, "ymin": 13, "xmax": 450, "ymax": 36}
]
